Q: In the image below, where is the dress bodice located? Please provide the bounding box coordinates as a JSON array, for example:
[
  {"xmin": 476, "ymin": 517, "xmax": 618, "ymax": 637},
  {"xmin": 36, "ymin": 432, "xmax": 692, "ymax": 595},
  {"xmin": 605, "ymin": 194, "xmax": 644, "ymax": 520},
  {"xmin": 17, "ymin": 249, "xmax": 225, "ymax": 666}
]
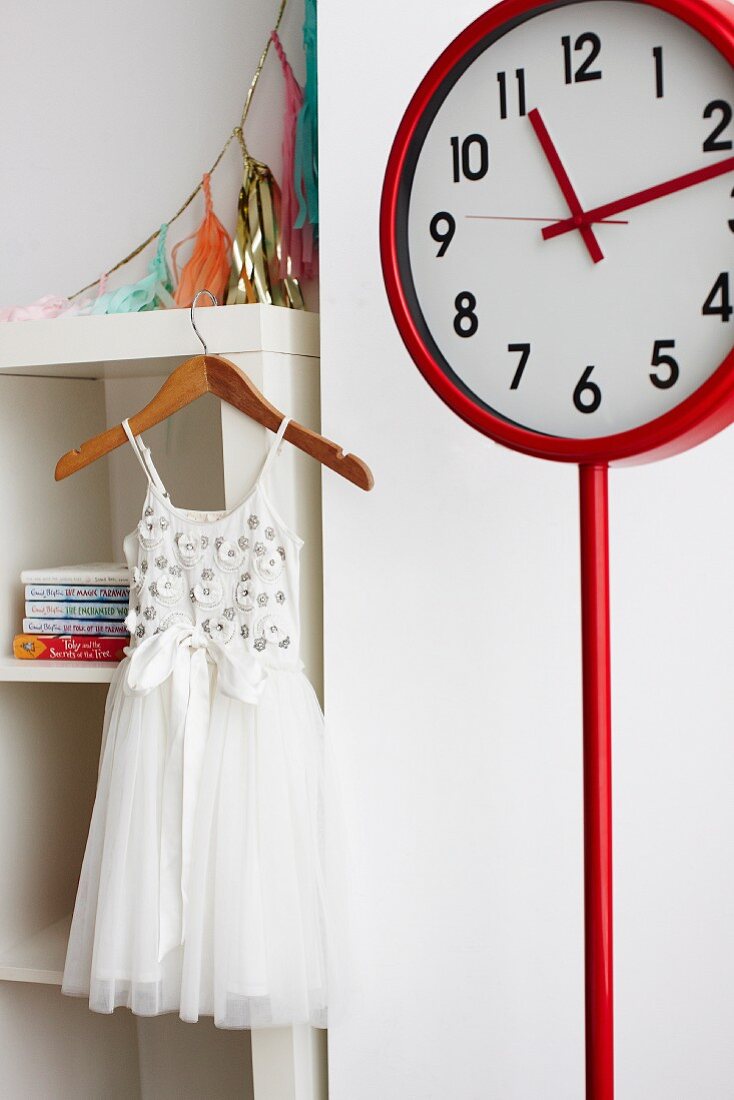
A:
[{"xmin": 121, "ymin": 417, "xmax": 302, "ymax": 669}]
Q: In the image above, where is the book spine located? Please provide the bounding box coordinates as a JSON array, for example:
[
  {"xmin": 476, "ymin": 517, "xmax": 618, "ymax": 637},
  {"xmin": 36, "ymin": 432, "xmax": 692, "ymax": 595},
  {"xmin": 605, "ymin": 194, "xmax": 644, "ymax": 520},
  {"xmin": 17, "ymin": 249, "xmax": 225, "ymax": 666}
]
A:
[
  {"xmin": 24, "ymin": 585, "xmax": 130, "ymax": 602},
  {"xmin": 22, "ymin": 619, "xmax": 130, "ymax": 637},
  {"xmin": 13, "ymin": 634, "xmax": 129, "ymax": 661},
  {"xmin": 20, "ymin": 570, "xmax": 129, "ymax": 585},
  {"xmin": 25, "ymin": 602, "xmax": 128, "ymax": 620}
]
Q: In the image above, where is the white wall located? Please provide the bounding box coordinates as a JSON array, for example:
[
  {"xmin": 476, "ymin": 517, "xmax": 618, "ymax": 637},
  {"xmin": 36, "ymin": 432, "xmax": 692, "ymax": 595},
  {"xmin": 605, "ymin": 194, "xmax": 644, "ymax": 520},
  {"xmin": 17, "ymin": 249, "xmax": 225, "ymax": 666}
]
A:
[{"xmin": 319, "ymin": 2, "xmax": 734, "ymax": 1098}]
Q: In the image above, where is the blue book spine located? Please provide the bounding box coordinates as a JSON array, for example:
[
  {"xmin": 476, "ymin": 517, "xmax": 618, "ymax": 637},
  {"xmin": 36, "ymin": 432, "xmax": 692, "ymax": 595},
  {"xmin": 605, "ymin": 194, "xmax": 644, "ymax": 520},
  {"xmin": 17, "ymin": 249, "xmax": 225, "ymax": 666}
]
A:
[{"xmin": 25, "ymin": 602, "xmax": 128, "ymax": 620}]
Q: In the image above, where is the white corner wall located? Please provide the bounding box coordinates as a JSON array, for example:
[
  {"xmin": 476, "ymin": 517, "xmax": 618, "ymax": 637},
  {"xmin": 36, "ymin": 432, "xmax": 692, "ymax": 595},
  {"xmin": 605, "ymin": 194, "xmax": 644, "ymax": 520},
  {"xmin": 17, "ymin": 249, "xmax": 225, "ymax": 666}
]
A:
[{"xmin": 319, "ymin": 2, "xmax": 734, "ymax": 1097}]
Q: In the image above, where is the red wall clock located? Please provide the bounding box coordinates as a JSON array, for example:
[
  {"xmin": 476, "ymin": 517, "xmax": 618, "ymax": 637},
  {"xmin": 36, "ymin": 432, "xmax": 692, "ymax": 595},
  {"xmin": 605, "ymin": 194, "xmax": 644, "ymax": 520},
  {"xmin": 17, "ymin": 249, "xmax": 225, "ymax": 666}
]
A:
[{"xmin": 380, "ymin": 1, "xmax": 734, "ymax": 1096}]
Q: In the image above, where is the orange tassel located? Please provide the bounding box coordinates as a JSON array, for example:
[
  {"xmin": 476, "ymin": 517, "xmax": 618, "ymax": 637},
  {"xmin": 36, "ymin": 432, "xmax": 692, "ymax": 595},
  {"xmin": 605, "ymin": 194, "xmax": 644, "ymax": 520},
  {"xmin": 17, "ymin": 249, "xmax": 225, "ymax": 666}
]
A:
[{"xmin": 172, "ymin": 174, "xmax": 232, "ymax": 307}]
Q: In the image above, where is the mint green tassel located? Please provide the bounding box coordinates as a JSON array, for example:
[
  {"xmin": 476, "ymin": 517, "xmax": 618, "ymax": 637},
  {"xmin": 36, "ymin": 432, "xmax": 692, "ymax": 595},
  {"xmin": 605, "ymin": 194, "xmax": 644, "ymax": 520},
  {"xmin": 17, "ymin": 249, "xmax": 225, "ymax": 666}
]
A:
[
  {"xmin": 92, "ymin": 225, "xmax": 175, "ymax": 315},
  {"xmin": 294, "ymin": 0, "xmax": 318, "ymax": 233}
]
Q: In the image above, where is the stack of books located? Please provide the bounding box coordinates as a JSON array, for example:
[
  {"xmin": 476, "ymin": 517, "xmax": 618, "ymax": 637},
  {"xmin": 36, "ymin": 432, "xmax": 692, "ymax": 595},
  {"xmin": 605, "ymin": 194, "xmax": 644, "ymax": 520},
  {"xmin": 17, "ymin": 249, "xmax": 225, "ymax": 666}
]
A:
[{"xmin": 13, "ymin": 564, "xmax": 131, "ymax": 662}]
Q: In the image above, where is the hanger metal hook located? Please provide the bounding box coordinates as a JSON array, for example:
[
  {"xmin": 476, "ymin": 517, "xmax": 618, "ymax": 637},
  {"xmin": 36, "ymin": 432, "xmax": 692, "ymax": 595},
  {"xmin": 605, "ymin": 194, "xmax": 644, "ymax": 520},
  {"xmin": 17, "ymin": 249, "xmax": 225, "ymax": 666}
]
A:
[{"xmin": 190, "ymin": 289, "xmax": 219, "ymax": 354}]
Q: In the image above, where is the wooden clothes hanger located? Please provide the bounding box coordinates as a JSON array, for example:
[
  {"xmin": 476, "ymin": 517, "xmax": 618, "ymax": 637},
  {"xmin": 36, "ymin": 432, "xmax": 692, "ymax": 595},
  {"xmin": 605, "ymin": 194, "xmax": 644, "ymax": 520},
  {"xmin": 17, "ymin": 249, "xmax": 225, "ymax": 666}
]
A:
[{"xmin": 55, "ymin": 290, "xmax": 374, "ymax": 491}]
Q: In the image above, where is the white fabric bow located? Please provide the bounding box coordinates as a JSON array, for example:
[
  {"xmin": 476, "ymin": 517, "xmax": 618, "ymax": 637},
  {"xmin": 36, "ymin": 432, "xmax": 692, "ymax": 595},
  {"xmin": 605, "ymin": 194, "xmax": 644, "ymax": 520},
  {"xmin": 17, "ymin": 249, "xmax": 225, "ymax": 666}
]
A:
[{"xmin": 125, "ymin": 622, "xmax": 268, "ymax": 960}]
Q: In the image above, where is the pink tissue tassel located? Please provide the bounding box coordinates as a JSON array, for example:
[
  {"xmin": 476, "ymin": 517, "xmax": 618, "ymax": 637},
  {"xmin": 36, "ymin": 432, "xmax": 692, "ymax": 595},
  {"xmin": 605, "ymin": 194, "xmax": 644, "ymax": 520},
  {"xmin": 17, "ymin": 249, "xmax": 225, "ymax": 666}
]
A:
[{"xmin": 271, "ymin": 31, "xmax": 315, "ymax": 280}]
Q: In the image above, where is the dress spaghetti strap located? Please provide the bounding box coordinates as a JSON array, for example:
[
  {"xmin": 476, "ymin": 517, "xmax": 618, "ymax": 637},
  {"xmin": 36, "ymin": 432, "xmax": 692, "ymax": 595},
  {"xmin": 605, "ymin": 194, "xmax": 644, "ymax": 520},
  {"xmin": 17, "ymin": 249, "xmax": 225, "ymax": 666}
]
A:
[
  {"xmin": 257, "ymin": 416, "xmax": 291, "ymax": 487},
  {"xmin": 121, "ymin": 419, "xmax": 169, "ymax": 497}
]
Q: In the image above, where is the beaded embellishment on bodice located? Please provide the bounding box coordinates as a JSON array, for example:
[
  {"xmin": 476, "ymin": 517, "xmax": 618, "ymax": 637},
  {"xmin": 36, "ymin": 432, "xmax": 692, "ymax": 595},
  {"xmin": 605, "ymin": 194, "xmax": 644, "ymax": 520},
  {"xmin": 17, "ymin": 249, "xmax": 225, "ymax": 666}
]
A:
[{"xmin": 121, "ymin": 418, "xmax": 301, "ymax": 670}]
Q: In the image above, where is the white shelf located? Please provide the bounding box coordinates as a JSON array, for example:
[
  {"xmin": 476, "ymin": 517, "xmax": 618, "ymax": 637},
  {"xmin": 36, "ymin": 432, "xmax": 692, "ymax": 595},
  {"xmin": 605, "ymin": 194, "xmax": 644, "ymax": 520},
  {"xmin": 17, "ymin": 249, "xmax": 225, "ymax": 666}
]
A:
[
  {"xmin": 0, "ymin": 915, "xmax": 70, "ymax": 985},
  {"xmin": 0, "ymin": 657, "xmax": 119, "ymax": 683},
  {"xmin": 0, "ymin": 303, "xmax": 319, "ymax": 377}
]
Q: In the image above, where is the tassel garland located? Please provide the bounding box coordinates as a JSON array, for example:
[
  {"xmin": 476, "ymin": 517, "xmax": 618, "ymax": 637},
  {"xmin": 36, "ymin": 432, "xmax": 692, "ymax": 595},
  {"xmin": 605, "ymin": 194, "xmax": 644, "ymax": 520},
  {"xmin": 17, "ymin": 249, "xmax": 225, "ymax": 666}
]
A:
[
  {"xmin": 294, "ymin": 0, "xmax": 318, "ymax": 236},
  {"xmin": 172, "ymin": 174, "xmax": 232, "ymax": 307},
  {"xmin": 271, "ymin": 31, "xmax": 315, "ymax": 280},
  {"xmin": 92, "ymin": 225, "xmax": 175, "ymax": 315},
  {"xmin": 226, "ymin": 150, "xmax": 304, "ymax": 309}
]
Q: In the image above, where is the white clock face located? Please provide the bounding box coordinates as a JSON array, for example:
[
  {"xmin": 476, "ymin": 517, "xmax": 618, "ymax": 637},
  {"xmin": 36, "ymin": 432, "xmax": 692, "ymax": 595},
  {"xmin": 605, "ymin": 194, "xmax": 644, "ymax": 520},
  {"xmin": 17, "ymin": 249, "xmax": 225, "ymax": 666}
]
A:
[{"xmin": 403, "ymin": 0, "xmax": 734, "ymax": 439}]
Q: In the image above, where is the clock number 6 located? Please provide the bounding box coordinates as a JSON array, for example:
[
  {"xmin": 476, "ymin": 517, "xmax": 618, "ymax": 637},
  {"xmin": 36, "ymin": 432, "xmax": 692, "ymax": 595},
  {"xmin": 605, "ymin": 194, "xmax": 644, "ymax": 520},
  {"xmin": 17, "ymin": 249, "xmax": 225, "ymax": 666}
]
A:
[
  {"xmin": 650, "ymin": 339, "xmax": 679, "ymax": 389},
  {"xmin": 454, "ymin": 292, "xmax": 478, "ymax": 337},
  {"xmin": 573, "ymin": 366, "xmax": 602, "ymax": 414}
]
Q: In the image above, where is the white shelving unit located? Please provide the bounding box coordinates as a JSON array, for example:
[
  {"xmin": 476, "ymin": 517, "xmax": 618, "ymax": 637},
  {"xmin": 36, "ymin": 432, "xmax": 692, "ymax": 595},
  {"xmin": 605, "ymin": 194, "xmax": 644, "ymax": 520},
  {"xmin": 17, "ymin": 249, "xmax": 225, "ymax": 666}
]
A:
[
  {"xmin": 0, "ymin": 658, "xmax": 118, "ymax": 683},
  {"xmin": 0, "ymin": 304, "xmax": 326, "ymax": 1100},
  {"xmin": 0, "ymin": 916, "xmax": 70, "ymax": 985}
]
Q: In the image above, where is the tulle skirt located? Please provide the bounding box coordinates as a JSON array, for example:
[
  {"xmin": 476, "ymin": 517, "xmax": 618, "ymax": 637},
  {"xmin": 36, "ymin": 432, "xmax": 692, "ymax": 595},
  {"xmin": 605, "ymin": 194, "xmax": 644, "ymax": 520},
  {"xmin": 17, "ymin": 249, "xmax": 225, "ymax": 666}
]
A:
[{"xmin": 62, "ymin": 657, "xmax": 339, "ymax": 1029}]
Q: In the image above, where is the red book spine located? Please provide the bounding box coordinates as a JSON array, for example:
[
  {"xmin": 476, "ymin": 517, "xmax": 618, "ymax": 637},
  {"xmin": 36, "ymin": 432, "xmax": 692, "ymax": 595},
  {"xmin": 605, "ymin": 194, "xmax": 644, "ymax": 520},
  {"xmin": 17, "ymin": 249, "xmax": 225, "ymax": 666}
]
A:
[{"xmin": 13, "ymin": 634, "xmax": 130, "ymax": 662}]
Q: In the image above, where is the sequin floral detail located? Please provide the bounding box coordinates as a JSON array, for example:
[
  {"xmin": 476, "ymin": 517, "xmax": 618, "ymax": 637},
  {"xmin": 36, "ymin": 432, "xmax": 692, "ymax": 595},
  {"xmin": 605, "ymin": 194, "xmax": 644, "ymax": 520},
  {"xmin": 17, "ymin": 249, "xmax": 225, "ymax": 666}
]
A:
[
  {"xmin": 137, "ymin": 516, "xmax": 165, "ymax": 550},
  {"xmin": 253, "ymin": 637, "xmax": 266, "ymax": 652},
  {"xmin": 214, "ymin": 537, "xmax": 244, "ymax": 572},
  {"xmin": 240, "ymin": 623, "xmax": 250, "ymax": 640},
  {"xmin": 255, "ymin": 614, "xmax": 288, "ymax": 648},
  {"xmin": 155, "ymin": 555, "xmax": 168, "ymax": 570},
  {"xmin": 143, "ymin": 605, "xmax": 156, "ymax": 621},
  {"xmin": 265, "ymin": 526, "xmax": 275, "ymax": 541},
  {"xmin": 238, "ymin": 535, "xmax": 249, "ymax": 551},
  {"xmin": 255, "ymin": 547, "xmax": 284, "ymax": 582},
  {"xmin": 192, "ymin": 577, "xmax": 223, "ymax": 608},
  {"xmin": 135, "ymin": 623, "xmax": 146, "ymax": 639},
  {"xmin": 234, "ymin": 577, "xmax": 255, "ymax": 613},
  {"xmin": 150, "ymin": 571, "xmax": 184, "ymax": 607},
  {"xmin": 131, "ymin": 566, "xmax": 144, "ymax": 593},
  {"xmin": 275, "ymin": 591, "xmax": 286, "ymax": 605},
  {"xmin": 223, "ymin": 606, "xmax": 235, "ymax": 621},
  {"xmin": 248, "ymin": 514, "xmax": 260, "ymax": 530},
  {"xmin": 254, "ymin": 542, "xmax": 266, "ymax": 557},
  {"xmin": 203, "ymin": 615, "xmax": 235, "ymax": 645},
  {"xmin": 174, "ymin": 532, "xmax": 205, "ymax": 567}
]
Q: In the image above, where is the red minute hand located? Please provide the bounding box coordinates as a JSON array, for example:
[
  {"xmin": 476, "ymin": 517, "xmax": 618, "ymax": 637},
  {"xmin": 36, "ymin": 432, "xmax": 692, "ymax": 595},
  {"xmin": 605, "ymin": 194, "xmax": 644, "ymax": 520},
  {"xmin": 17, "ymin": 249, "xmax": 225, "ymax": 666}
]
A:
[
  {"xmin": 528, "ymin": 108, "xmax": 604, "ymax": 263},
  {"xmin": 543, "ymin": 156, "xmax": 734, "ymax": 242}
]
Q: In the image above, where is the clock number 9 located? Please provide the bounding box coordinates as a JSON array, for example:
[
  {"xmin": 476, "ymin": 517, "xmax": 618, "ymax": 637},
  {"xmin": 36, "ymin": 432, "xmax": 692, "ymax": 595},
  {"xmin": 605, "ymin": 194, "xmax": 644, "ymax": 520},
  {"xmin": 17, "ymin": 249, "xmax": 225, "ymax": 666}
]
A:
[
  {"xmin": 450, "ymin": 135, "xmax": 489, "ymax": 182},
  {"xmin": 650, "ymin": 340, "xmax": 679, "ymax": 389},
  {"xmin": 573, "ymin": 366, "xmax": 602, "ymax": 414},
  {"xmin": 429, "ymin": 212, "xmax": 456, "ymax": 257},
  {"xmin": 453, "ymin": 292, "xmax": 478, "ymax": 337}
]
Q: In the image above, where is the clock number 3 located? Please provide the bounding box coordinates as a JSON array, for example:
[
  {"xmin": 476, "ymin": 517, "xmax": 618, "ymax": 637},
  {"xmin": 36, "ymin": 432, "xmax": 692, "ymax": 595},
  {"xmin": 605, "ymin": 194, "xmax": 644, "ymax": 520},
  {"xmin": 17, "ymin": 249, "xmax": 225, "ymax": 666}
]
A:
[{"xmin": 573, "ymin": 366, "xmax": 602, "ymax": 414}]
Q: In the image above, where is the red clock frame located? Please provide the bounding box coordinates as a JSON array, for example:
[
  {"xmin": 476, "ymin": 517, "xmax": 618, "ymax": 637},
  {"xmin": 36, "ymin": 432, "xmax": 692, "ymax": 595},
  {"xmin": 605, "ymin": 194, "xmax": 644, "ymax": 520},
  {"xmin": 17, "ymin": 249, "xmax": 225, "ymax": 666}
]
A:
[{"xmin": 379, "ymin": 0, "xmax": 734, "ymax": 467}]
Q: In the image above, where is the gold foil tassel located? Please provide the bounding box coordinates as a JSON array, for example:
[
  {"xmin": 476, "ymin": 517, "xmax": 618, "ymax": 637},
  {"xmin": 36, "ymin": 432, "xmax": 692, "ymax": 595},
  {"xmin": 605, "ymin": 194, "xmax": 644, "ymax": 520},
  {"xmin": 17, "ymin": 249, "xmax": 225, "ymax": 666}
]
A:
[{"xmin": 227, "ymin": 147, "xmax": 304, "ymax": 309}]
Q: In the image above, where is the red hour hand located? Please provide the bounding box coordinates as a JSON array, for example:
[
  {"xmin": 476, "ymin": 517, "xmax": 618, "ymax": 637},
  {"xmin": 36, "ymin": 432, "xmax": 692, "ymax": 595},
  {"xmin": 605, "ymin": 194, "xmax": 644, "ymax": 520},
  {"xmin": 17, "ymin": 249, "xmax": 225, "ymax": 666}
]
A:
[
  {"xmin": 528, "ymin": 107, "xmax": 604, "ymax": 263},
  {"xmin": 543, "ymin": 155, "xmax": 734, "ymax": 241}
]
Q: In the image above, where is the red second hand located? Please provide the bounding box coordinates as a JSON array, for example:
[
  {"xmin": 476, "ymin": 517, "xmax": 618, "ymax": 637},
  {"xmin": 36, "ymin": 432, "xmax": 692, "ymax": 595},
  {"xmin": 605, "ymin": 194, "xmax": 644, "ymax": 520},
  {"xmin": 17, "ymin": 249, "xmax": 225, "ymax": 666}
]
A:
[
  {"xmin": 528, "ymin": 108, "xmax": 604, "ymax": 263},
  {"xmin": 543, "ymin": 155, "xmax": 734, "ymax": 241}
]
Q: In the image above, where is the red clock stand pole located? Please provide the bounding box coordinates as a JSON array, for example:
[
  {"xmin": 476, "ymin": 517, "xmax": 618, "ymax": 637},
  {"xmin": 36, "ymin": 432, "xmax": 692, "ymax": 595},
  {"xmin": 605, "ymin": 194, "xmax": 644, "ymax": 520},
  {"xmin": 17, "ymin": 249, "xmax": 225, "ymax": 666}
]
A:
[{"xmin": 579, "ymin": 464, "xmax": 614, "ymax": 1100}]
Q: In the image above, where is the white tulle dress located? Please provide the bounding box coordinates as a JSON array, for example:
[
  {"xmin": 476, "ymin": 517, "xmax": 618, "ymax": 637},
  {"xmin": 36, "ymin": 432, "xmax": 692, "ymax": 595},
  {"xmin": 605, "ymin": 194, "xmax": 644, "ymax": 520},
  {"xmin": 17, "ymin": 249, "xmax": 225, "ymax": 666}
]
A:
[{"xmin": 62, "ymin": 416, "xmax": 333, "ymax": 1029}]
